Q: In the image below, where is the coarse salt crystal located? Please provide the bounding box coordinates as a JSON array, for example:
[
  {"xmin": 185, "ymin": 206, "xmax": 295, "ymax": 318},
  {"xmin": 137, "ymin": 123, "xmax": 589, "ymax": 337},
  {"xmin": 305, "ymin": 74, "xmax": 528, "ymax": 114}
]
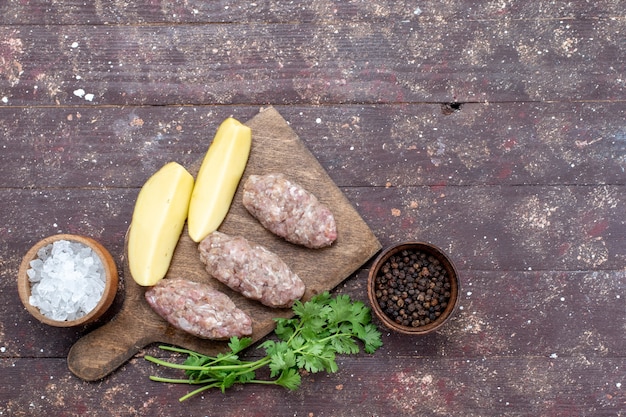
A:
[{"xmin": 27, "ymin": 240, "xmax": 106, "ymax": 321}]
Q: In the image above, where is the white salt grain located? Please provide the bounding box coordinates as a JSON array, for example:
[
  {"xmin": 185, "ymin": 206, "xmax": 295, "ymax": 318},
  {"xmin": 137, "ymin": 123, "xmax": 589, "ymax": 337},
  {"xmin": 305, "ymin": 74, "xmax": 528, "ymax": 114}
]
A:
[{"xmin": 27, "ymin": 240, "xmax": 105, "ymax": 321}]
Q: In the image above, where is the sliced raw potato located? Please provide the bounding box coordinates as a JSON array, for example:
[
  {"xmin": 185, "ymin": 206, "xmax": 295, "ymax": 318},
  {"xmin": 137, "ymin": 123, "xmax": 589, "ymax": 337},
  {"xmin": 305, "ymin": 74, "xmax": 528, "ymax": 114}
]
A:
[
  {"xmin": 128, "ymin": 162, "xmax": 194, "ymax": 286},
  {"xmin": 188, "ymin": 117, "xmax": 252, "ymax": 242}
]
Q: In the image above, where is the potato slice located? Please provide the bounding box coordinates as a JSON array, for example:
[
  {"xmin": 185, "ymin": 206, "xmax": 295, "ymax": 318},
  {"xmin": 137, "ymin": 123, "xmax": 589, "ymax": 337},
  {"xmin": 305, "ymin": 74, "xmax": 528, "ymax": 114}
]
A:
[
  {"xmin": 188, "ymin": 117, "xmax": 252, "ymax": 242},
  {"xmin": 128, "ymin": 162, "xmax": 194, "ymax": 286}
]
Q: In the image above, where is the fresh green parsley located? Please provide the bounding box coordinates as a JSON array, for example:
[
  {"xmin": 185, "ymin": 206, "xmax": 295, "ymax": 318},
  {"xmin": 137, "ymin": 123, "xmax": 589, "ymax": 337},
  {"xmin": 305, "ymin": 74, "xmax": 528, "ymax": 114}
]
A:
[{"xmin": 145, "ymin": 292, "xmax": 383, "ymax": 401}]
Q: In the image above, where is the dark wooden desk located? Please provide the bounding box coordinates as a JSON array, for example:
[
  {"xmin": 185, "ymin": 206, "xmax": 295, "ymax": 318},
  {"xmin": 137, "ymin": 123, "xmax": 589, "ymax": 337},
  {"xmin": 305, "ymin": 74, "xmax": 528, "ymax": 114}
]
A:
[{"xmin": 1, "ymin": 2, "xmax": 624, "ymax": 416}]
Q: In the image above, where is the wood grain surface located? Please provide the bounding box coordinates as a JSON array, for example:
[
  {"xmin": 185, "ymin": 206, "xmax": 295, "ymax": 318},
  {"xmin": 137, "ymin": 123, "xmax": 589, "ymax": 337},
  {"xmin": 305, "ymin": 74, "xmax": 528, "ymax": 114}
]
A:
[
  {"xmin": 2, "ymin": 1, "xmax": 625, "ymax": 416},
  {"xmin": 66, "ymin": 106, "xmax": 381, "ymax": 381}
]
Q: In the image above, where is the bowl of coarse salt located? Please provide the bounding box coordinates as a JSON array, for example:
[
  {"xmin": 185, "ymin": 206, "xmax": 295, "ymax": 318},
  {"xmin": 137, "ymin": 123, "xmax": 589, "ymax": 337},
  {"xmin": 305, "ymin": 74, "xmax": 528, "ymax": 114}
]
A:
[{"xmin": 17, "ymin": 234, "xmax": 118, "ymax": 327}]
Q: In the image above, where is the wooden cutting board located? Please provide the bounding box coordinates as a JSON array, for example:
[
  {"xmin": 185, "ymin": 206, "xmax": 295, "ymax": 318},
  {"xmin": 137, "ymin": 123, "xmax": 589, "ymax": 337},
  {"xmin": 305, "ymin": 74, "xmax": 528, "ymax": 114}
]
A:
[{"xmin": 67, "ymin": 106, "xmax": 381, "ymax": 381}]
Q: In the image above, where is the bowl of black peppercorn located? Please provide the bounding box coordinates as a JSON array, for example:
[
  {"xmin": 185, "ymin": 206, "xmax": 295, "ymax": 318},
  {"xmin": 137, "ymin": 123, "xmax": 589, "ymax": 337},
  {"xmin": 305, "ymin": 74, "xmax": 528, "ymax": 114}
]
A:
[{"xmin": 367, "ymin": 242, "xmax": 460, "ymax": 335}]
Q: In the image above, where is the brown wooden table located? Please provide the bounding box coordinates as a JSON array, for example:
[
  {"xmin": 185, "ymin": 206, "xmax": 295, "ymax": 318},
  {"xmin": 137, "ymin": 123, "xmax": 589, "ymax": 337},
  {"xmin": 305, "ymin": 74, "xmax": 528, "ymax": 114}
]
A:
[{"xmin": 1, "ymin": 2, "xmax": 625, "ymax": 416}]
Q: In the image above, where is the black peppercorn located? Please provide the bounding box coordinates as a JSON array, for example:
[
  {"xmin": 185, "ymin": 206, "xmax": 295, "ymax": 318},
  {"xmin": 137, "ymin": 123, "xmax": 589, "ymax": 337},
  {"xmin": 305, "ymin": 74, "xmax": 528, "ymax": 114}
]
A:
[{"xmin": 373, "ymin": 247, "xmax": 453, "ymax": 329}]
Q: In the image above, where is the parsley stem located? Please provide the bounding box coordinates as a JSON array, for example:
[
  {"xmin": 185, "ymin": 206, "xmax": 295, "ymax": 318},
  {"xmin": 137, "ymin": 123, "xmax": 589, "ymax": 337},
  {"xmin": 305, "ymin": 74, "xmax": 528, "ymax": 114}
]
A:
[
  {"xmin": 144, "ymin": 355, "xmax": 210, "ymax": 371},
  {"xmin": 191, "ymin": 358, "xmax": 269, "ymax": 373},
  {"xmin": 149, "ymin": 376, "xmax": 219, "ymax": 385},
  {"xmin": 179, "ymin": 383, "xmax": 222, "ymax": 402},
  {"xmin": 146, "ymin": 354, "xmax": 270, "ymax": 373}
]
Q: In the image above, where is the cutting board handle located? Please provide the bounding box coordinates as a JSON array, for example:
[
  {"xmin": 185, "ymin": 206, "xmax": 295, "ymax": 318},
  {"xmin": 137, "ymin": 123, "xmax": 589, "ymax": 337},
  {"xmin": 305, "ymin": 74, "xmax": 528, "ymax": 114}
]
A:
[{"xmin": 67, "ymin": 311, "xmax": 155, "ymax": 381}]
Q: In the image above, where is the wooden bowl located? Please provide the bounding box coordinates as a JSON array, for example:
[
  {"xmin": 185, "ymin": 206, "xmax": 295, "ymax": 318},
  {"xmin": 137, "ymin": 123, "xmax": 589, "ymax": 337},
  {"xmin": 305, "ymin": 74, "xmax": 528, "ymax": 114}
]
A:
[
  {"xmin": 367, "ymin": 242, "xmax": 460, "ymax": 335},
  {"xmin": 17, "ymin": 234, "xmax": 118, "ymax": 327}
]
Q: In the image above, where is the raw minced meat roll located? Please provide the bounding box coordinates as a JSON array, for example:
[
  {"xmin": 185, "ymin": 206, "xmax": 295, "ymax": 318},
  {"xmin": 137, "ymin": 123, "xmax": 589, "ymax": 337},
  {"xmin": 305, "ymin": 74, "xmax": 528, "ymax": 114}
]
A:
[
  {"xmin": 242, "ymin": 173, "xmax": 337, "ymax": 249},
  {"xmin": 199, "ymin": 231, "xmax": 305, "ymax": 308},
  {"xmin": 145, "ymin": 278, "xmax": 252, "ymax": 339}
]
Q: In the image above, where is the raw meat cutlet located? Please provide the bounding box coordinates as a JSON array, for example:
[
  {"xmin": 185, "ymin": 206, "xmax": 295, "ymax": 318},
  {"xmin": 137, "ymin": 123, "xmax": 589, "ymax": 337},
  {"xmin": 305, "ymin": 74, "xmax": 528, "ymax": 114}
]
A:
[
  {"xmin": 242, "ymin": 173, "xmax": 337, "ymax": 249},
  {"xmin": 199, "ymin": 231, "xmax": 305, "ymax": 308},
  {"xmin": 145, "ymin": 278, "xmax": 252, "ymax": 339}
]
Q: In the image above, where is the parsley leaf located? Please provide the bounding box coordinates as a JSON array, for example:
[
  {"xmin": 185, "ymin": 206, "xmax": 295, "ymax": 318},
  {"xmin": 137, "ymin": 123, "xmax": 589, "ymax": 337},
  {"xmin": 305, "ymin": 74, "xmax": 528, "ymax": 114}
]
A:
[
  {"xmin": 228, "ymin": 336, "xmax": 252, "ymax": 354},
  {"xmin": 275, "ymin": 368, "xmax": 301, "ymax": 391}
]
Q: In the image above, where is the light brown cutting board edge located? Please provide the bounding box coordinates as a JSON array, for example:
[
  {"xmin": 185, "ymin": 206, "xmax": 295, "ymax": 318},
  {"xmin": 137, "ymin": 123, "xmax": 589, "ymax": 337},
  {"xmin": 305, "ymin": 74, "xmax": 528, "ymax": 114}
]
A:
[{"xmin": 67, "ymin": 106, "xmax": 381, "ymax": 382}]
